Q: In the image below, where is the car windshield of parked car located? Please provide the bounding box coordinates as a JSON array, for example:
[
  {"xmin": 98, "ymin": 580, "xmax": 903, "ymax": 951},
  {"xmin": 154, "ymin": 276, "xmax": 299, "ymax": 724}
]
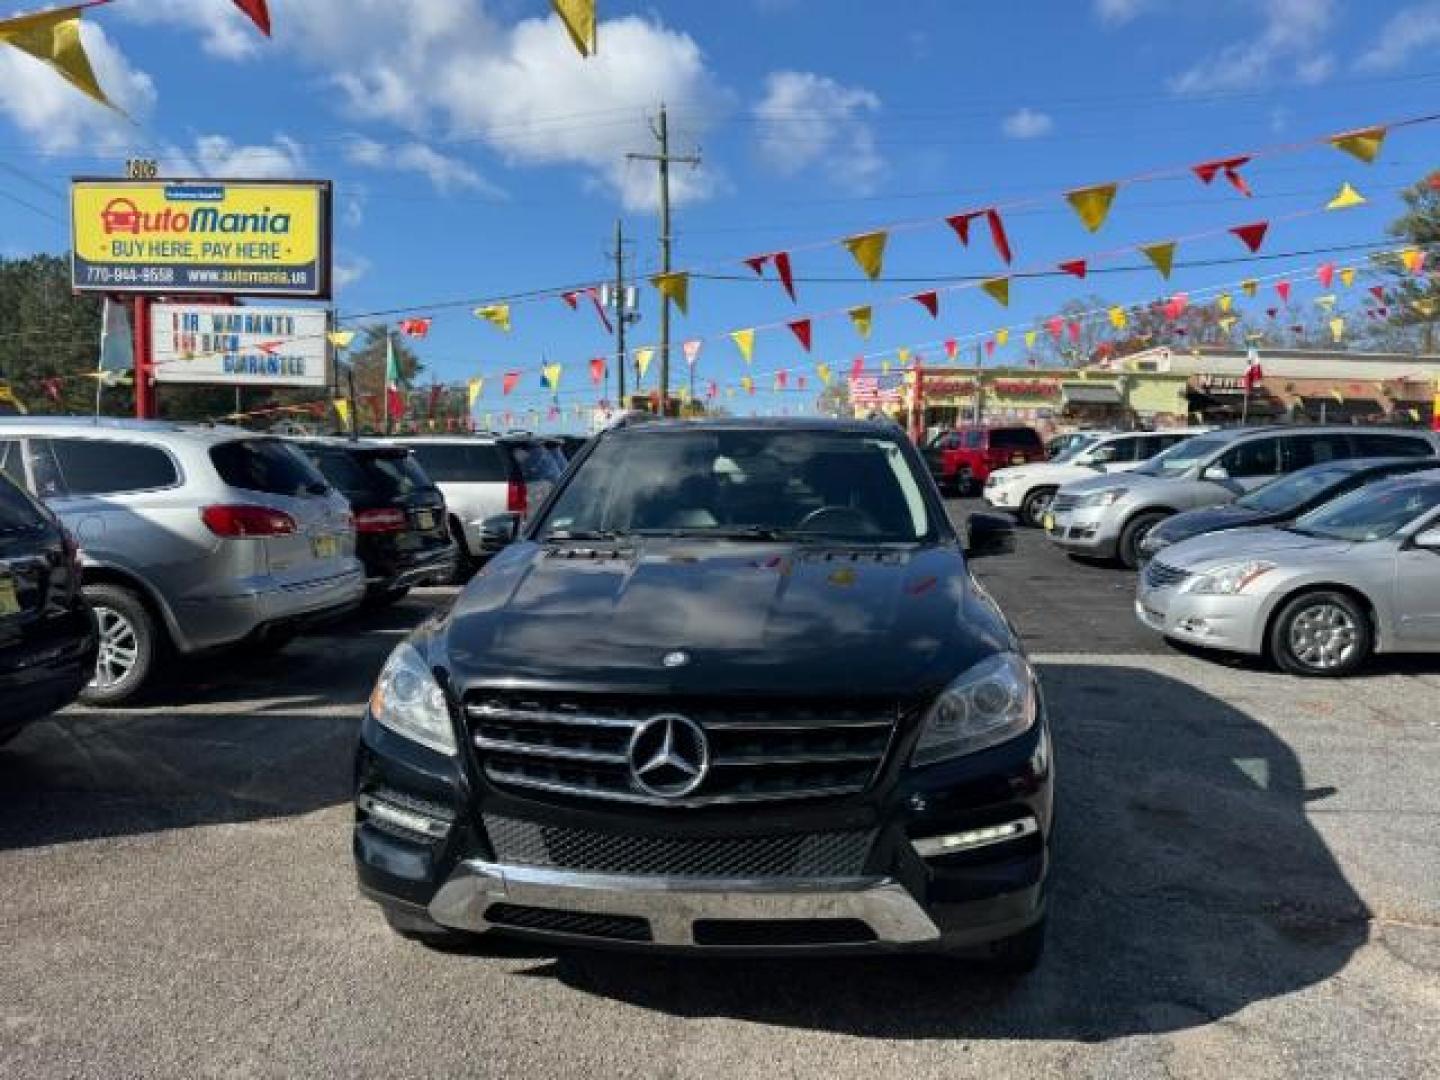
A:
[
  {"xmin": 1053, "ymin": 435, "xmax": 1102, "ymax": 463},
  {"xmin": 537, "ymin": 429, "xmax": 933, "ymax": 542},
  {"xmin": 1236, "ymin": 464, "xmax": 1355, "ymax": 514},
  {"xmin": 1290, "ymin": 479, "xmax": 1440, "ymax": 541},
  {"xmin": 1132, "ymin": 434, "xmax": 1231, "ymax": 478}
]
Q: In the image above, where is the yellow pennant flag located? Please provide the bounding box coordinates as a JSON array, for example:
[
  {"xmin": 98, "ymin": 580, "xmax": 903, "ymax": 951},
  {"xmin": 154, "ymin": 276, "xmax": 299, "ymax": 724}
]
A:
[
  {"xmin": 981, "ymin": 276, "xmax": 1010, "ymax": 307},
  {"xmin": 333, "ymin": 398, "xmax": 350, "ymax": 427},
  {"xmin": 730, "ymin": 328, "xmax": 755, "ymax": 364},
  {"xmin": 995, "ymin": 328, "xmax": 1010, "ymax": 347},
  {"xmin": 896, "ymin": 347, "xmax": 911, "ymax": 367},
  {"xmin": 740, "ymin": 375, "xmax": 754, "ymax": 394},
  {"xmin": 1107, "ymin": 306, "xmax": 1127, "ymax": 329},
  {"xmin": 550, "ymin": 0, "xmax": 597, "ymax": 57},
  {"xmin": 327, "ymin": 330, "xmax": 356, "ymax": 349},
  {"xmin": 1326, "ymin": 182, "xmax": 1366, "ymax": 211},
  {"xmin": 848, "ymin": 305, "xmax": 873, "ymax": 339},
  {"xmin": 1024, "ymin": 330, "xmax": 1037, "ymax": 349},
  {"xmin": 1329, "ymin": 317, "xmax": 1345, "ymax": 342},
  {"xmin": 1339, "ymin": 267, "xmax": 1357, "ymax": 288},
  {"xmin": 816, "ymin": 362, "xmax": 832, "ymax": 386},
  {"xmin": 474, "ymin": 304, "xmax": 511, "ymax": 332},
  {"xmin": 635, "ymin": 348, "xmax": 654, "ymax": 379},
  {"xmin": 1315, "ymin": 294, "xmax": 1337, "ymax": 310},
  {"xmin": 650, "ymin": 271, "xmax": 689, "ymax": 315},
  {"xmin": 1217, "ymin": 293, "xmax": 1233, "ymax": 314},
  {"xmin": 1218, "ymin": 315, "xmax": 1238, "ymax": 332},
  {"xmin": 843, "ymin": 230, "xmax": 888, "ymax": 279},
  {"xmin": 1401, "ymin": 248, "xmax": 1427, "ymax": 274},
  {"xmin": 542, "ymin": 363, "xmax": 562, "ymax": 390},
  {"xmin": 1065, "ymin": 183, "xmax": 1119, "ymax": 233},
  {"xmin": 467, "ymin": 378, "xmax": 484, "ymax": 407},
  {"xmin": 1330, "ymin": 126, "xmax": 1386, "ymax": 164},
  {"xmin": 1414, "ymin": 299, "xmax": 1439, "ymax": 317},
  {"xmin": 1140, "ymin": 242, "xmax": 1176, "ymax": 279},
  {"xmin": 0, "ymin": 7, "xmax": 112, "ymax": 109},
  {"xmin": 1241, "ymin": 278, "xmax": 1259, "ymax": 297},
  {"xmin": 881, "ymin": 359, "xmax": 892, "ymax": 374}
]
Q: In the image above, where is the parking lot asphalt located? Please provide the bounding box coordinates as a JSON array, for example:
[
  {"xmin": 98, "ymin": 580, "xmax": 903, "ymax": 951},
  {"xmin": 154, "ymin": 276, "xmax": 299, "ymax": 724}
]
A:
[{"xmin": 2, "ymin": 500, "xmax": 1438, "ymax": 1079}]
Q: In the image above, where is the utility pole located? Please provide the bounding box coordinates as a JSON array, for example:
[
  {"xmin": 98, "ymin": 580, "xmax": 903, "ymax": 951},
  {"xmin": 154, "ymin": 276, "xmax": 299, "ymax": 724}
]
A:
[
  {"xmin": 628, "ymin": 103, "xmax": 700, "ymax": 413},
  {"xmin": 614, "ymin": 218, "xmax": 628, "ymax": 407}
]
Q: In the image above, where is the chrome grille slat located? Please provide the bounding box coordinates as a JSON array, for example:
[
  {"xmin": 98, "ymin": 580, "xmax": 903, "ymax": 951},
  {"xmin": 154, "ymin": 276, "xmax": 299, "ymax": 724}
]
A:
[{"xmin": 468, "ymin": 690, "xmax": 900, "ymax": 808}]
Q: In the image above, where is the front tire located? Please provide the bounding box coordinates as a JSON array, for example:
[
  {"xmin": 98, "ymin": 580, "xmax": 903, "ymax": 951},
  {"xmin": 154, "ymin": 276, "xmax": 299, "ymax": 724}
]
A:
[
  {"xmin": 1117, "ymin": 511, "xmax": 1168, "ymax": 570},
  {"xmin": 1269, "ymin": 590, "xmax": 1372, "ymax": 677},
  {"xmin": 80, "ymin": 583, "xmax": 158, "ymax": 706},
  {"xmin": 1019, "ymin": 486, "xmax": 1057, "ymax": 528}
]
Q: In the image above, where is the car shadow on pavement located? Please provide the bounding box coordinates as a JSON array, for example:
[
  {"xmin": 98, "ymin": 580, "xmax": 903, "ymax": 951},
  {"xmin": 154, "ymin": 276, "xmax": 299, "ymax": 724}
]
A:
[{"xmin": 517, "ymin": 661, "xmax": 1370, "ymax": 1042}]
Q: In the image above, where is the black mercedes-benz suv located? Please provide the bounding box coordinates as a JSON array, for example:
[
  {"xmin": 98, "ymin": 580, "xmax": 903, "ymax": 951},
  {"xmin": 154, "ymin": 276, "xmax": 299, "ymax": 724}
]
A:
[{"xmin": 353, "ymin": 418, "xmax": 1053, "ymax": 969}]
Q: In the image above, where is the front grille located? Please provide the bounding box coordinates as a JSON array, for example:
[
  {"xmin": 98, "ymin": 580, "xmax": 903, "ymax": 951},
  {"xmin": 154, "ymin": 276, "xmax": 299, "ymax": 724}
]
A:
[
  {"xmin": 1050, "ymin": 493, "xmax": 1079, "ymax": 513},
  {"xmin": 1144, "ymin": 560, "xmax": 1189, "ymax": 591},
  {"xmin": 484, "ymin": 814, "xmax": 874, "ymax": 878},
  {"xmin": 484, "ymin": 903, "xmax": 651, "ymax": 942},
  {"xmin": 466, "ymin": 691, "xmax": 900, "ymax": 807}
]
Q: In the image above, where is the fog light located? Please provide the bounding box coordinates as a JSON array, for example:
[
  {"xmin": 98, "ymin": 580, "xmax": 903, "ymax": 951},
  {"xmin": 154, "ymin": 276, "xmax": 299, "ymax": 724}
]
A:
[
  {"xmin": 911, "ymin": 817, "xmax": 1038, "ymax": 858},
  {"xmin": 357, "ymin": 792, "xmax": 452, "ymax": 840},
  {"xmin": 1178, "ymin": 617, "xmax": 1210, "ymax": 636}
]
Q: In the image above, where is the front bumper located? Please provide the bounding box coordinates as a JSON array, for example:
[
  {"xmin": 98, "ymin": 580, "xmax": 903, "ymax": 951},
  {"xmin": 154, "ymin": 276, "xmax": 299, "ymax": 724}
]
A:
[
  {"xmin": 1044, "ymin": 505, "xmax": 1120, "ymax": 558},
  {"xmin": 982, "ymin": 481, "xmax": 1022, "ymax": 511},
  {"xmin": 1134, "ymin": 581, "xmax": 1268, "ymax": 654},
  {"xmin": 353, "ymin": 710, "xmax": 1052, "ymax": 955}
]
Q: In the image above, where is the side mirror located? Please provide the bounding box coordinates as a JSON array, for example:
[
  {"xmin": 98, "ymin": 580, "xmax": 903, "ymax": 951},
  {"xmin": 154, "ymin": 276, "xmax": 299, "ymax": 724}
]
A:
[
  {"xmin": 479, "ymin": 512, "xmax": 522, "ymax": 547},
  {"xmin": 1413, "ymin": 525, "xmax": 1440, "ymax": 550},
  {"xmin": 1201, "ymin": 464, "xmax": 1230, "ymax": 482},
  {"xmin": 966, "ymin": 512, "xmax": 1016, "ymax": 558}
]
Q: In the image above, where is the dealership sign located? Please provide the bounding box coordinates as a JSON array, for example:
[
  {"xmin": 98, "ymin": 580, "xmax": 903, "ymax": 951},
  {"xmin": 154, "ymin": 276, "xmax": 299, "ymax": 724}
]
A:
[
  {"xmin": 71, "ymin": 179, "xmax": 331, "ymax": 297},
  {"xmin": 150, "ymin": 304, "xmax": 329, "ymax": 387}
]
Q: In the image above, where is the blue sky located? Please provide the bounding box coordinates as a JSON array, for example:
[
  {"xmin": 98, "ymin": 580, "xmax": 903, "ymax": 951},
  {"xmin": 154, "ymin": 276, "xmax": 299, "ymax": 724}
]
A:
[{"xmin": 2, "ymin": 0, "xmax": 1439, "ymax": 426}]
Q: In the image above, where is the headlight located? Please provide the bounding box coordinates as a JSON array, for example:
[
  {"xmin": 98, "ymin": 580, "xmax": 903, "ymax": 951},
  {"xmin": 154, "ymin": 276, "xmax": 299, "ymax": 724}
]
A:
[
  {"xmin": 1181, "ymin": 560, "xmax": 1276, "ymax": 596},
  {"xmin": 911, "ymin": 652, "xmax": 1038, "ymax": 766},
  {"xmin": 369, "ymin": 642, "xmax": 457, "ymax": 755},
  {"xmin": 1076, "ymin": 487, "xmax": 1128, "ymax": 508}
]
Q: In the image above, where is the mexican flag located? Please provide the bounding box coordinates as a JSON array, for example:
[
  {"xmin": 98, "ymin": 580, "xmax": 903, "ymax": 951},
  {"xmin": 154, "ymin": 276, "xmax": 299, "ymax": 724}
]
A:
[{"xmin": 385, "ymin": 333, "xmax": 404, "ymax": 427}]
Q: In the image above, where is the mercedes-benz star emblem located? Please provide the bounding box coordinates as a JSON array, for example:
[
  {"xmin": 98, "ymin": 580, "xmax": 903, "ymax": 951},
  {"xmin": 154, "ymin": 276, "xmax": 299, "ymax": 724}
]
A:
[
  {"xmin": 662, "ymin": 650, "xmax": 689, "ymax": 668},
  {"xmin": 628, "ymin": 714, "xmax": 709, "ymax": 799}
]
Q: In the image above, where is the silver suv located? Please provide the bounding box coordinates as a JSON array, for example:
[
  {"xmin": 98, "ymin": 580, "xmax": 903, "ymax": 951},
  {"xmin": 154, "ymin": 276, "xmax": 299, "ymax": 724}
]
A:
[
  {"xmin": 1046, "ymin": 425, "xmax": 1440, "ymax": 568},
  {"xmin": 0, "ymin": 419, "xmax": 364, "ymax": 703}
]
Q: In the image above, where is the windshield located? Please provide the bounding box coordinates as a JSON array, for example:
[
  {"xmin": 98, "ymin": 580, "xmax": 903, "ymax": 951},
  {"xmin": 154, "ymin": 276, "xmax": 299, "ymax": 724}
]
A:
[
  {"xmin": 537, "ymin": 429, "xmax": 934, "ymax": 542},
  {"xmin": 1053, "ymin": 434, "xmax": 1102, "ymax": 463},
  {"xmin": 1132, "ymin": 434, "xmax": 1230, "ymax": 478},
  {"xmin": 1236, "ymin": 465, "xmax": 1355, "ymax": 514},
  {"xmin": 1290, "ymin": 479, "xmax": 1440, "ymax": 542}
]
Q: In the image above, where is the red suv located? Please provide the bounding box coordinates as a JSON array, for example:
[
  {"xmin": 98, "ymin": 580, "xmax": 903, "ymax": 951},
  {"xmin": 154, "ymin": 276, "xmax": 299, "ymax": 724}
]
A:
[{"xmin": 925, "ymin": 425, "xmax": 1046, "ymax": 495}]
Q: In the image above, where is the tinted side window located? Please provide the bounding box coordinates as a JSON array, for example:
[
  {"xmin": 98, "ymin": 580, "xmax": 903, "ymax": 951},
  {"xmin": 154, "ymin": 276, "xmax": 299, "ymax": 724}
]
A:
[
  {"xmin": 0, "ymin": 473, "xmax": 44, "ymax": 530},
  {"xmin": 1220, "ymin": 437, "xmax": 1280, "ymax": 478},
  {"xmin": 211, "ymin": 439, "xmax": 327, "ymax": 498},
  {"xmin": 990, "ymin": 428, "xmax": 1040, "ymax": 451},
  {"xmin": 1285, "ymin": 433, "xmax": 1351, "ymax": 470},
  {"xmin": 508, "ymin": 443, "xmax": 562, "ymax": 482},
  {"xmin": 961, "ymin": 430, "xmax": 983, "ymax": 449},
  {"xmin": 408, "ymin": 443, "xmax": 508, "ymax": 483},
  {"xmin": 1139, "ymin": 435, "xmax": 1183, "ymax": 459},
  {"xmin": 307, "ymin": 448, "xmax": 377, "ymax": 498},
  {"xmin": 0, "ymin": 439, "xmax": 24, "ymax": 489},
  {"xmin": 50, "ymin": 438, "xmax": 178, "ymax": 495},
  {"xmin": 1353, "ymin": 433, "xmax": 1435, "ymax": 459}
]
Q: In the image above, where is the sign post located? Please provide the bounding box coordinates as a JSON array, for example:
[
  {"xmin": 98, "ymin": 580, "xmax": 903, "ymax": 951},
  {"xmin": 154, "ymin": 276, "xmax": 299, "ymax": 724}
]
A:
[{"xmin": 132, "ymin": 296, "xmax": 155, "ymax": 419}]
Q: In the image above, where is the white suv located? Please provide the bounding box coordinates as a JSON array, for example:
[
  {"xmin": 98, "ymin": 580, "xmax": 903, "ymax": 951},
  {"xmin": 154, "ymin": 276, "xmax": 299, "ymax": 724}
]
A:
[{"xmin": 985, "ymin": 429, "xmax": 1210, "ymax": 527}]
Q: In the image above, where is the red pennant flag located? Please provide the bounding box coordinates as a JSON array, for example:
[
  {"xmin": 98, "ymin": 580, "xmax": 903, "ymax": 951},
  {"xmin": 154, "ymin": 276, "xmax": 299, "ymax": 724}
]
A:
[
  {"xmin": 794, "ymin": 375, "xmax": 805, "ymax": 391},
  {"xmin": 706, "ymin": 380, "xmax": 718, "ymax": 400},
  {"xmin": 1230, "ymin": 221, "xmax": 1269, "ymax": 254},
  {"xmin": 589, "ymin": 357, "xmax": 606, "ymax": 385},
  {"xmin": 1046, "ymin": 316, "xmax": 1064, "ymax": 340},
  {"xmin": 1163, "ymin": 293, "xmax": 1189, "ymax": 321},
  {"xmin": 912, "ymin": 291, "xmax": 939, "ymax": 318},
  {"xmin": 585, "ymin": 287, "xmax": 613, "ymax": 334},
  {"xmin": 946, "ymin": 210, "xmax": 982, "ymax": 247},
  {"xmin": 1275, "ymin": 280, "xmax": 1292, "ymax": 303},
  {"xmin": 1067, "ymin": 320, "xmax": 1081, "ymax": 343},
  {"xmin": 399, "ymin": 317, "xmax": 431, "ymax": 338},
  {"xmin": 745, "ymin": 252, "xmax": 796, "ymax": 301},
  {"xmin": 744, "ymin": 254, "xmax": 767, "ymax": 277},
  {"xmin": 850, "ymin": 355, "xmax": 864, "ymax": 378},
  {"xmin": 788, "ymin": 318, "xmax": 812, "ymax": 352},
  {"xmin": 1316, "ymin": 263, "xmax": 1335, "ymax": 289},
  {"xmin": 775, "ymin": 369, "xmax": 788, "ymax": 389},
  {"xmin": 387, "ymin": 386, "xmax": 405, "ymax": 421},
  {"xmin": 1369, "ymin": 284, "xmax": 1386, "ymax": 302},
  {"xmin": 1193, "ymin": 155, "xmax": 1252, "ymax": 196},
  {"xmin": 232, "ymin": 0, "xmax": 271, "ymax": 36},
  {"xmin": 986, "ymin": 209, "xmax": 1013, "ymax": 264},
  {"xmin": 1058, "ymin": 259, "xmax": 1087, "ymax": 279},
  {"xmin": 944, "ymin": 338, "xmax": 958, "ymax": 361},
  {"xmin": 561, "ymin": 291, "xmax": 580, "ymax": 309},
  {"xmin": 502, "ymin": 371, "xmax": 520, "ymax": 396},
  {"xmin": 984, "ymin": 339, "xmax": 995, "ymax": 357}
]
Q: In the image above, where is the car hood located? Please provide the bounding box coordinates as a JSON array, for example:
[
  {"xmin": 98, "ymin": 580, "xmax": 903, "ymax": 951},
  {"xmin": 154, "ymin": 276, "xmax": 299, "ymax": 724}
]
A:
[
  {"xmin": 1058, "ymin": 470, "xmax": 1167, "ymax": 497},
  {"xmin": 1158, "ymin": 525, "xmax": 1356, "ymax": 570},
  {"xmin": 438, "ymin": 540, "xmax": 1014, "ymax": 698},
  {"xmin": 1150, "ymin": 503, "xmax": 1267, "ymax": 543},
  {"xmin": 991, "ymin": 462, "xmax": 1098, "ymax": 486}
]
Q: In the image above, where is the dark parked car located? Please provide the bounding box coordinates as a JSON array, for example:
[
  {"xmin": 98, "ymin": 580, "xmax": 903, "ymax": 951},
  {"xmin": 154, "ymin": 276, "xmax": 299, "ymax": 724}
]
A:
[
  {"xmin": 0, "ymin": 472, "xmax": 97, "ymax": 744},
  {"xmin": 354, "ymin": 418, "xmax": 1052, "ymax": 970},
  {"xmin": 925, "ymin": 425, "xmax": 1046, "ymax": 494},
  {"xmin": 556, "ymin": 434, "xmax": 589, "ymax": 461},
  {"xmin": 293, "ymin": 439, "xmax": 457, "ymax": 604},
  {"xmin": 1139, "ymin": 457, "xmax": 1440, "ymax": 561}
]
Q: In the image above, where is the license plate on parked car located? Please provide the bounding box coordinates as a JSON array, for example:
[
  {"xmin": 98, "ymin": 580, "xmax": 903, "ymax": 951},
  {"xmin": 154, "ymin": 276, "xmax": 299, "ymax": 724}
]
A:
[
  {"xmin": 0, "ymin": 575, "xmax": 19, "ymax": 616},
  {"xmin": 1042, "ymin": 513, "xmax": 1056, "ymax": 532},
  {"xmin": 416, "ymin": 511, "xmax": 436, "ymax": 531},
  {"xmin": 312, "ymin": 534, "xmax": 339, "ymax": 559}
]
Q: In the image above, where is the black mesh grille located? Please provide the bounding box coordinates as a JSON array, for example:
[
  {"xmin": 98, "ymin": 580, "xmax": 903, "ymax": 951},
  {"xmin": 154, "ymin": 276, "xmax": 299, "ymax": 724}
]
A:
[
  {"xmin": 1144, "ymin": 560, "xmax": 1189, "ymax": 590},
  {"xmin": 484, "ymin": 815, "xmax": 874, "ymax": 878},
  {"xmin": 484, "ymin": 903, "xmax": 651, "ymax": 941}
]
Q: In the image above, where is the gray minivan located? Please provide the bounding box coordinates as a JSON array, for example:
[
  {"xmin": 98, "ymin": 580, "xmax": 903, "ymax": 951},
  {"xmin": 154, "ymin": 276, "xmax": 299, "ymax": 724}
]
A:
[
  {"xmin": 1045, "ymin": 425, "xmax": 1440, "ymax": 568},
  {"xmin": 0, "ymin": 419, "xmax": 364, "ymax": 703}
]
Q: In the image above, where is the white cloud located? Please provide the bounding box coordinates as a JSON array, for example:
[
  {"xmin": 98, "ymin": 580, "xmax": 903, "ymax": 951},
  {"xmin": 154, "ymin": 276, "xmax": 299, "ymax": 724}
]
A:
[
  {"xmin": 1356, "ymin": 2, "xmax": 1440, "ymax": 72},
  {"xmin": 1170, "ymin": 0, "xmax": 1336, "ymax": 94},
  {"xmin": 343, "ymin": 137, "xmax": 504, "ymax": 196},
  {"xmin": 114, "ymin": 0, "xmax": 264, "ymax": 60},
  {"xmin": 193, "ymin": 134, "xmax": 307, "ymax": 178},
  {"xmin": 752, "ymin": 71, "xmax": 884, "ymax": 195},
  {"xmin": 1094, "ymin": 0, "xmax": 1150, "ymax": 24},
  {"xmin": 333, "ymin": 254, "xmax": 372, "ymax": 290},
  {"xmin": 1001, "ymin": 107, "xmax": 1054, "ymax": 139},
  {"xmin": 0, "ymin": 20, "xmax": 156, "ymax": 154}
]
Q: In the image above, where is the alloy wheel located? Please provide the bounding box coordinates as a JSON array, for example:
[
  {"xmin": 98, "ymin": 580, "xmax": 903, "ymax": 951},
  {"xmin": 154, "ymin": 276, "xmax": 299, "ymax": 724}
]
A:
[
  {"xmin": 90, "ymin": 605, "xmax": 139, "ymax": 690},
  {"xmin": 1288, "ymin": 603, "xmax": 1359, "ymax": 671}
]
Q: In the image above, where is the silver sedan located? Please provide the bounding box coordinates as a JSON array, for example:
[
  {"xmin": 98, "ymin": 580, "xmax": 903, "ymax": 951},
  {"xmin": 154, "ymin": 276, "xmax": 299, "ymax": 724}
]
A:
[{"xmin": 1135, "ymin": 470, "xmax": 1440, "ymax": 676}]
